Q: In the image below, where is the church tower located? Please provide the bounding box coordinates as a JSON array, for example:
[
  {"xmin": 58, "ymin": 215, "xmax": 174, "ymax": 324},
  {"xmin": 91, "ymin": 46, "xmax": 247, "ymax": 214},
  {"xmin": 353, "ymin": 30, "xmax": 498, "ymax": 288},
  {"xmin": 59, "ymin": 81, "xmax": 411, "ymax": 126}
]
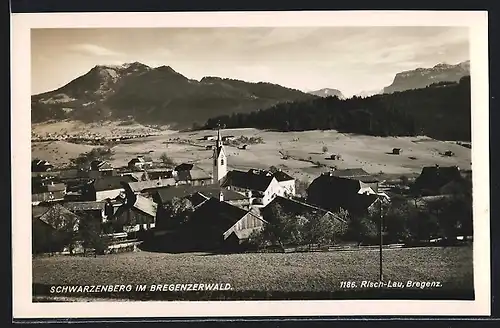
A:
[{"xmin": 213, "ymin": 124, "xmax": 228, "ymax": 184}]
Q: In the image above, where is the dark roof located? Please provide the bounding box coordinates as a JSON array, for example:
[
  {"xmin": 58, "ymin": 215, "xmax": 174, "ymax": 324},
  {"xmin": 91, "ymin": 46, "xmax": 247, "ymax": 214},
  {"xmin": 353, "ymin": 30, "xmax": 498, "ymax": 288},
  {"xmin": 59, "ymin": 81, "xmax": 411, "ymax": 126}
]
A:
[
  {"xmin": 175, "ymin": 169, "xmax": 212, "ymax": 182},
  {"xmin": 92, "ymin": 175, "xmax": 137, "ymax": 191},
  {"xmin": 153, "ymin": 184, "xmax": 248, "ymax": 204},
  {"xmin": 32, "ymin": 205, "xmax": 50, "ymax": 218},
  {"xmin": 307, "ymin": 175, "xmax": 379, "ymax": 214},
  {"xmin": 265, "ymin": 196, "xmax": 344, "ymax": 222},
  {"xmin": 247, "ymin": 169, "xmax": 294, "ymax": 182},
  {"xmin": 331, "ymin": 168, "xmax": 371, "ymax": 178},
  {"xmin": 414, "ymin": 165, "xmax": 462, "ymax": 192},
  {"xmin": 174, "ymin": 163, "xmax": 194, "ymax": 172},
  {"xmin": 273, "ymin": 171, "xmax": 295, "ymax": 182},
  {"xmin": 221, "ymin": 170, "xmax": 275, "ymax": 192},
  {"xmin": 189, "ymin": 198, "xmax": 249, "ymax": 234}
]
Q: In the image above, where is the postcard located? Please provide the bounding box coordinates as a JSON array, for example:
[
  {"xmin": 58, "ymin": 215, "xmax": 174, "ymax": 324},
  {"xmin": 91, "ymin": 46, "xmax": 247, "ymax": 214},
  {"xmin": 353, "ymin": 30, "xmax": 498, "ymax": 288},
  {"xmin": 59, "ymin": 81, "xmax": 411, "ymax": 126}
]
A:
[{"xmin": 11, "ymin": 10, "xmax": 490, "ymax": 319}]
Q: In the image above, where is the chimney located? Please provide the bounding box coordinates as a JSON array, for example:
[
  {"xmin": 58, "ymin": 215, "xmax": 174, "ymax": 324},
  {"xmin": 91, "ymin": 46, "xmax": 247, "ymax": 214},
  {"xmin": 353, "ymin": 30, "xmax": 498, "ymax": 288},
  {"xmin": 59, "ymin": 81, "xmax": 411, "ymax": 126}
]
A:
[{"xmin": 219, "ymin": 191, "xmax": 224, "ymax": 202}]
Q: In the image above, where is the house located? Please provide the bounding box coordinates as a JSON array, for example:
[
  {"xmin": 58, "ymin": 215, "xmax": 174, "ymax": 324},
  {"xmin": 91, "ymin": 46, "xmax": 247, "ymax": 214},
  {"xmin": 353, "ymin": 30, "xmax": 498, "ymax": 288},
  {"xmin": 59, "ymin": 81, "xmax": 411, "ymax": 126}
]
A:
[
  {"xmin": 247, "ymin": 169, "xmax": 296, "ymax": 196},
  {"xmin": 221, "ymin": 135, "xmax": 236, "ymax": 142},
  {"xmin": 32, "ymin": 203, "xmax": 81, "ymax": 254},
  {"xmin": 392, "ymin": 148, "xmax": 402, "ymax": 155},
  {"xmin": 143, "ymin": 168, "xmax": 174, "ymax": 180},
  {"xmin": 63, "ymin": 200, "xmax": 109, "ymax": 222},
  {"xmin": 90, "ymin": 160, "xmax": 114, "ymax": 176},
  {"xmin": 262, "ymin": 196, "xmax": 346, "ymax": 229},
  {"xmin": 307, "ymin": 170, "xmax": 382, "ymax": 215},
  {"xmin": 220, "ymin": 170, "xmax": 285, "ymax": 206},
  {"xmin": 108, "ymin": 194, "xmax": 157, "ymax": 233},
  {"xmin": 174, "ymin": 163, "xmax": 194, "ymax": 172},
  {"xmin": 200, "ymin": 135, "xmax": 216, "ymax": 141},
  {"xmin": 179, "ymin": 197, "xmax": 266, "ymax": 251},
  {"xmin": 82, "ymin": 175, "xmax": 138, "ymax": 201},
  {"xmin": 173, "ymin": 169, "xmax": 212, "ymax": 186},
  {"xmin": 128, "ymin": 155, "xmax": 153, "ymax": 171},
  {"xmin": 128, "ymin": 178, "xmax": 177, "ymax": 194},
  {"xmin": 32, "ymin": 182, "xmax": 66, "ymax": 205},
  {"xmin": 151, "ymin": 184, "xmax": 250, "ymax": 207},
  {"xmin": 31, "ymin": 159, "xmax": 53, "ymax": 172},
  {"xmin": 413, "ymin": 165, "xmax": 462, "ymax": 195}
]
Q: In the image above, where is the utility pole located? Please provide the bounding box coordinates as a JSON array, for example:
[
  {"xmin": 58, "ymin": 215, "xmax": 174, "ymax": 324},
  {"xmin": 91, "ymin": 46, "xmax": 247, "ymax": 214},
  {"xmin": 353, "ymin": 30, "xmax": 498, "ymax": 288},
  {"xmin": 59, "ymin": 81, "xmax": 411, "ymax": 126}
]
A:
[{"xmin": 379, "ymin": 195, "xmax": 384, "ymax": 282}]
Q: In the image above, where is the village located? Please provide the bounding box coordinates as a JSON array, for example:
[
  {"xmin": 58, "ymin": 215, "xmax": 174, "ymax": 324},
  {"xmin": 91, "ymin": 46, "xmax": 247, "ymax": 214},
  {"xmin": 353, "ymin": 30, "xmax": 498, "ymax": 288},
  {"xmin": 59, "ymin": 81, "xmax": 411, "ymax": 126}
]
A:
[{"xmin": 31, "ymin": 126, "xmax": 473, "ymax": 257}]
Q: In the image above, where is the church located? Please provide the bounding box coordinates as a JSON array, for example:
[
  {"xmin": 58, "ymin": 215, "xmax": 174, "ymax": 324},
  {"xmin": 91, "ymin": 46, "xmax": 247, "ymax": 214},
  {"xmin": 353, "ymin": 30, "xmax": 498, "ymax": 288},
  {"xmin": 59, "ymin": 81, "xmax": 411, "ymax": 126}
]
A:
[{"xmin": 212, "ymin": 127, "xmax": 292, "ymax": 206}]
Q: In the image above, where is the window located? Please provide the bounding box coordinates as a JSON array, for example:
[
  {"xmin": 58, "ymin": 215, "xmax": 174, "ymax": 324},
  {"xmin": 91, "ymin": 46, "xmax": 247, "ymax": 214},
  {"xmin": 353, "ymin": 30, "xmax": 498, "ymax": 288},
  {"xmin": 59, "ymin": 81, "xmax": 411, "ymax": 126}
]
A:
[{"xmin": 221, "ymin": 158, "xmax": 224, "ymax": 166}]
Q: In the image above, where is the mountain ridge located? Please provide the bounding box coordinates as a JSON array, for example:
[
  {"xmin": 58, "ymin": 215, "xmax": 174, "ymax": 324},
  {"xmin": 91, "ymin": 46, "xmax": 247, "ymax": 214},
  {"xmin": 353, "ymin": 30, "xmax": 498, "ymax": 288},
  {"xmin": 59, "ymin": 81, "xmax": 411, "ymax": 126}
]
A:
[{"xmin": 382, "ymin": 60, "xmax": 470, "ymax": 94}]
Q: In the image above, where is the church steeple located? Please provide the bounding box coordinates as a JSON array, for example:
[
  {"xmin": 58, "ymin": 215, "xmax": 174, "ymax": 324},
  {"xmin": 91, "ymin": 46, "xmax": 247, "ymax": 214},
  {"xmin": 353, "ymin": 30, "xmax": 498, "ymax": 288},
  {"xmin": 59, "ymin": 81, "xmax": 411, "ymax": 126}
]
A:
[{"xmin": 213, "ymin": 121, "xmax": 227, "ymax": 184}]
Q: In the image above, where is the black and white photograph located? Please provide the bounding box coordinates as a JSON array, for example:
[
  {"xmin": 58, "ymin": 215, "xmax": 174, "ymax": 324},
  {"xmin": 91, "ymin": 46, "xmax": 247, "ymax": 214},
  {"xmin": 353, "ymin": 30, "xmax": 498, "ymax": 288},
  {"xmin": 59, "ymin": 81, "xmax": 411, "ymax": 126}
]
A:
[{"xmin": 12, "ymin": 11, "xmax": 490, "ymax": 318}]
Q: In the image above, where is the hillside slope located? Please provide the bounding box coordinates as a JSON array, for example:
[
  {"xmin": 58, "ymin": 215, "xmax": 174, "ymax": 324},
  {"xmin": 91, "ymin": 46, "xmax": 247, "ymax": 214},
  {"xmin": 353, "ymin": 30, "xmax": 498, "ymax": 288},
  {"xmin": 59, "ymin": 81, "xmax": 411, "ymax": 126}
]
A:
[{"xmin": 31, "ymin": 62, "xmax": 316, "ymax": 128}]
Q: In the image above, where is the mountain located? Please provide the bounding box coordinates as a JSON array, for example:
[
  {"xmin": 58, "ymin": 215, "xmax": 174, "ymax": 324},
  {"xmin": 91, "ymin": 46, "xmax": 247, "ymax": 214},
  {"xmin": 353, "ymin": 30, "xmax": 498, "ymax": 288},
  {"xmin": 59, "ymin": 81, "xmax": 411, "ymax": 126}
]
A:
[
  {"xmin": 308, "ymin": 88, "xmax": 345, "ymax": 99},
  {"xmin": 382, "ymin": 60, "xmax": 470, "ymax": 94},
  {"xmin": 206, "ymin": 76, "xmax": 471, "ymax": 141},
  {"xmin": 31, "ymin": 62, "xmax": 317, "ymax": 128}
]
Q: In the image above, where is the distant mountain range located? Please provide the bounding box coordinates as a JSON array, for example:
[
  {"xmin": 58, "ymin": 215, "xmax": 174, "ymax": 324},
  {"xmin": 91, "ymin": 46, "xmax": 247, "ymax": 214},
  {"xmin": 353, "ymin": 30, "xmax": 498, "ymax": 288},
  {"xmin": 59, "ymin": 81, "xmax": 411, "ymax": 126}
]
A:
[
  {"xmin": 31, "ymin": 62, "xmax": 316, "ymax": 128},
  {"xmin": 382, "ymin": 60, "xmax": 470, "ymax": 94},
  {"xmin": 32, "ymin": 60, "xmax": 471, "ymax": 129},
  {"xmin": 307, "ymin": 88, "xmax": 345, "ymax": 99}
]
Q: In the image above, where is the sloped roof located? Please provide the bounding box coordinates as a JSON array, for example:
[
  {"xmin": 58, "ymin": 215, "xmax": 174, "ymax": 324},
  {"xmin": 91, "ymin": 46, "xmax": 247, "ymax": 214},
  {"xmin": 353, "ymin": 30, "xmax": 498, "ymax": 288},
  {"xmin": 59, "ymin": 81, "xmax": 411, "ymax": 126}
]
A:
[
  {"xmin": 273, "ymin": 170, "xmax": 295, "ymax": 182},
  {"xmin": 175, "ymin": 169, "xmax": 212, "ymax": 182},
  {"xmin": 414, "ymin": 165, "xmax": 462, "ymax": 192},
  {"xmin": 307, "ymin": 175, "xmax": 379, "ymax": 214},
  {"xmin": 36, "ymin": 204, "xmax": 80, "ymax": 230},
  {"xmin": 247, "ymin": 169, "xmax": 294, "ymax": 182},
  {"xmin": 63, "ymin": 201, "xmax": 106, "ymax": 211},
  {"xmin": 221, "ymin": 170, "xmax": 275, "ymax": 192},
  {"xmin": 174, "ymin": 163, "xmax": 194, "ymax": 172},
  {"xmin": 132, "ymin": 195, "xmax": 157, "ymax": 217},
  {"xmin": 92, "ymin": 175, "xmax": 137, "ymax": 191},
  {"xmin": 189, "ymin": 198, "xmax": 249, "ymax": 234},
  {"xmin": 265, "ymin": 196, "xmax": 345, "ymax": 223},
  {"xmin": 32, "ymin": 205, "xmax": 50, "ymax": 218},
  {"xmin": 128, "ymin": 178, "xmax": 176, "ymax": 193},
  {"xmin": 154, "ymin": 184, "xmax": 248, "ymax": 204}
]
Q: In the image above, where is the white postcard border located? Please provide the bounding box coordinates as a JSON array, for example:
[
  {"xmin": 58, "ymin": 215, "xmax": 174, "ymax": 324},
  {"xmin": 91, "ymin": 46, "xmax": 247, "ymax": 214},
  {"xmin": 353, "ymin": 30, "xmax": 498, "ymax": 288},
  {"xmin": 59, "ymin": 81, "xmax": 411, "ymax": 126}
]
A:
[{"xmin": 11, "ymin": 10, "xmax": 490, "ymax": 318}]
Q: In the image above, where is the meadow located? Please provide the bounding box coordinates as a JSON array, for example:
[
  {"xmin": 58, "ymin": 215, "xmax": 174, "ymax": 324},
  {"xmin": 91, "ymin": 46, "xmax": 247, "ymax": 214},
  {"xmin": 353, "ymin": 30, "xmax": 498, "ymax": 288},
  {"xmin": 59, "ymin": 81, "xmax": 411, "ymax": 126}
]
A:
[
  {"xmin": 32, "ymin": 246, "xmax": 473, "ymax": 301},
  {"xmin": 32, "ymin": 125, "xmax": 472, "ymax": 183}
]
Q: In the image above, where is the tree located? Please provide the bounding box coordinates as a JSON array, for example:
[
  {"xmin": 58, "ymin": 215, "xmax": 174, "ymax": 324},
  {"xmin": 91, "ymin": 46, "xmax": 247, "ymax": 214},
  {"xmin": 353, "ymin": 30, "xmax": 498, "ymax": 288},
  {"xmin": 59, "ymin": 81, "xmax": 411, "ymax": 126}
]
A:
[
  {"xmin": 322, "ymin": 146, "xmax": 329, "ymax": 153},
  {"xmin": 301, "ymin": 211, "xmax": 337, "ymax": 249},
  {"xmin": 269, "ymin": 166, "xmax": 279, "ymax": 173},
  {"xmin": 259, "ymin": 203, "xmax": 304, "ymax": 249},
  {"xmin": 164, "ymin": 197, "xmax": 195, "ymax": 225},
  {"xmin": 160, "ymin": 152, "xmax": 176, "ymax": 168},
  {"xmin": 78, "ymin": 215, "xmax": 110, "ymax": 255}
]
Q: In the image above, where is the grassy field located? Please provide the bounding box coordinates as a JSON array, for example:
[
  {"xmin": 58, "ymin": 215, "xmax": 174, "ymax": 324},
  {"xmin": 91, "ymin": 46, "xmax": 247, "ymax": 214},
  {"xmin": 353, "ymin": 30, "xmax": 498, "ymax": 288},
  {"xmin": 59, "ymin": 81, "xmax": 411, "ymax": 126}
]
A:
[
  {"xmin": 32, "ymin": 125, "xmax": 472, "ymax": 181},
  {"xmin": 32, "ymin": 246, "xmax": 473, "ymax": 301}
]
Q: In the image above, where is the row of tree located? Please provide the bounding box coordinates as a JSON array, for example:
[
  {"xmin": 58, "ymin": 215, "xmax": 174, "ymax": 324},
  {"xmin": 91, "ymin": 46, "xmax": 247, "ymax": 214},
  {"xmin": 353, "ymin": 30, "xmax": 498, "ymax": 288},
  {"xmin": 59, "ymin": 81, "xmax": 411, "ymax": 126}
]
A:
[
  {"xmin": 246, "ymin": 190, "xmax": 472, "ymax": 250},
  {"xmin": 205, "ymin": 77, "xmax": 471, "ymax": 141}
]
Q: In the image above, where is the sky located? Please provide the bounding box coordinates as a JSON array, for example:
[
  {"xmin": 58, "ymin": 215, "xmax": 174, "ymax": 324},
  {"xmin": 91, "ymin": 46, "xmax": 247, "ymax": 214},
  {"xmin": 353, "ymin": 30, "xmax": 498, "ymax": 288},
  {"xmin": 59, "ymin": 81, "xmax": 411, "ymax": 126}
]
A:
[{"xmin": 31, "ymin": 27, "xmax": 469, "ymax": 97}]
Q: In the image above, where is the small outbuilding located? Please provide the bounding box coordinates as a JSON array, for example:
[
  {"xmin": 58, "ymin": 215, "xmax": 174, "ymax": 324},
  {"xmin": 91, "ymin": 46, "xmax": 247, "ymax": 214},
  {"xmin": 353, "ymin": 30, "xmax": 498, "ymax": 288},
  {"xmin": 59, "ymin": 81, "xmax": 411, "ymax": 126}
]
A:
[
  {"xmin": 444, "ymin": 150, "xmax": 455, "ymax": 157},
  {"xmin": 392, "ymin": 148, "xmax": 402, "ymax": 155}
]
